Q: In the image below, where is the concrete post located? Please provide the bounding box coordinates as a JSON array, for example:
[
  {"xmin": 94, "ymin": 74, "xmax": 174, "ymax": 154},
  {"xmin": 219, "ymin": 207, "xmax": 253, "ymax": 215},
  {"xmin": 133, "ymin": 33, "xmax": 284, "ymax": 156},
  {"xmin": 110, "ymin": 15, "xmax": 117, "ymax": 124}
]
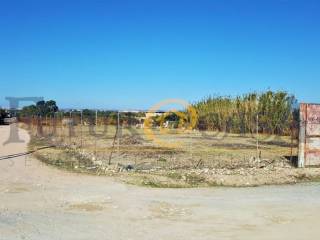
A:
[{"xmin": 298, "ymin": 104, "xmax": 306, "ymax": 168}]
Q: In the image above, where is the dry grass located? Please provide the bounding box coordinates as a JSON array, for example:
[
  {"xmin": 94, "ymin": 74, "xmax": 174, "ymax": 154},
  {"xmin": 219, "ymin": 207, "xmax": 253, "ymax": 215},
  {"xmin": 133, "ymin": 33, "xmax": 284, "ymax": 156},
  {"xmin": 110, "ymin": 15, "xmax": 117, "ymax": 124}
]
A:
[
  {"xmin": 24, "ymin": 123, "xmax": 307, "ymax": 187},
  {"xmin": 29, "ymin": 124, "xmax": 297, "ymax": 166}
]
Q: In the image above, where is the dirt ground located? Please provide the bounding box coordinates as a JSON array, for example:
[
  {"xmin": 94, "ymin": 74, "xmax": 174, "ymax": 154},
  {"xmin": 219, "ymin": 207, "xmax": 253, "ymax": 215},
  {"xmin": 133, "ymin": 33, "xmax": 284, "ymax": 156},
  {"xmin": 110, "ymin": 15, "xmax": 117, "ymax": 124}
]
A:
[
  {"xmin": 1, "ymin": 125, "xmax": 320, "ymax": 240},
  {"xmin": 26, "ymin": 123, "xmax": 320, "ymax": 187}
]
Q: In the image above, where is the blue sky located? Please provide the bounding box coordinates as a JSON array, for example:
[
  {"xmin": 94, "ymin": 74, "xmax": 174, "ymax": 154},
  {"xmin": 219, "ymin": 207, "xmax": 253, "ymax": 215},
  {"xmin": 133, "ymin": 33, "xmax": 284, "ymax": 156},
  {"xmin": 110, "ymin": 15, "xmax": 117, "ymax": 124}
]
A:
[{"xmin": 0, "ymin": 0, "xmax": 320, "ymax": 109}]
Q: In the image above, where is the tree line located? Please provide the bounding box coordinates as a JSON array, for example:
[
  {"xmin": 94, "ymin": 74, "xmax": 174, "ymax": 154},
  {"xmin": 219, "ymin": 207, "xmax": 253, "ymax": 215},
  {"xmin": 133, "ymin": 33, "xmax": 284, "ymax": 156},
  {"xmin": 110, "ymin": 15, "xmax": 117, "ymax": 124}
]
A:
[
  {"xmin": 19, "ymin": 100, "xmax": 59, "ymax": 117},
  {"xmin": 193, "ymin": 91, "xmax": 298, "ymax": 135},
  {"xmin": 19, "ymin": 102, "xmax": 143, "ymax": 125},
  {"xmin": 18, "ymin": 91, "xmax": 299, "ymax": 135}
]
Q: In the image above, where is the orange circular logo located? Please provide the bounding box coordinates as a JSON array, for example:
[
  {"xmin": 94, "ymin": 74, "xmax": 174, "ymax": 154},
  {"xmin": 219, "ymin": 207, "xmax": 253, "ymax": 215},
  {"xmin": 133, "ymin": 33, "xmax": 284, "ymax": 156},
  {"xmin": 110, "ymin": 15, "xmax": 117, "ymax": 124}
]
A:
[{"xmin": 143, "ymin": 99, "xmax": 198, "ymax": 148}]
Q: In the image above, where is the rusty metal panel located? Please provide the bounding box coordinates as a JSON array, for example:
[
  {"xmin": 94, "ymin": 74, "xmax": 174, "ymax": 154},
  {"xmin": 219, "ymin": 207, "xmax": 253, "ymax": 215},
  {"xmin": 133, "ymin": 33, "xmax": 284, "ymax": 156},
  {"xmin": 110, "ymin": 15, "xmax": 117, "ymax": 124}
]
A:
[{"xmin": 299, "ymin": 103, "xmax": 320, "ymax": 167}]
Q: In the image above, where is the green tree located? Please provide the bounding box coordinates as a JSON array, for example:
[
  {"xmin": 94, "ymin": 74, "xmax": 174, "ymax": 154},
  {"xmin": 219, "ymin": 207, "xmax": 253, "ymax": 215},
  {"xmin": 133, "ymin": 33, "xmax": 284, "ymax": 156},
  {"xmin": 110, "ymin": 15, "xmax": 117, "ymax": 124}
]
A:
[{"xmin": 20, "ymin": 100, "xmax": 59, "ymax": 117}]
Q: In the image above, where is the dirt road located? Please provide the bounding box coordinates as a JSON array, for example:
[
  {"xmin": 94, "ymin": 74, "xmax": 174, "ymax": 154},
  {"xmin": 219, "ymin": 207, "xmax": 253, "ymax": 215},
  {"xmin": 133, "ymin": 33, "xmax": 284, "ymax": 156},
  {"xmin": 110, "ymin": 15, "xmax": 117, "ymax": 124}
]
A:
[{"xmin": 1, "ymin": 125, "xmax": 320, "ymax": 240}]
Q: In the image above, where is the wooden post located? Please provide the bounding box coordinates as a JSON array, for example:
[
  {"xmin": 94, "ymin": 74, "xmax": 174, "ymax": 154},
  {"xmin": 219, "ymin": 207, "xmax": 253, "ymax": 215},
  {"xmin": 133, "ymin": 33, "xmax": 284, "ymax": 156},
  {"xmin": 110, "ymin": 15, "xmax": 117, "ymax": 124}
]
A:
[
  {"xmin": 95, "ymin": 110, "xmax": 98, "ymax": 126},
  {"xmin": 117, "ymin": 111, "xmax": 120, "ymax": 155},
  {"xmin": 80, "ymin": 110, "xmax": 83, "ymax": 148},
  {"xmin": 94, "ymin": 110, "xmax": 97, "ymax": 157},
  {"xmin": 256, "ymin": 113, "xmax": 259, "ymax": 160}
]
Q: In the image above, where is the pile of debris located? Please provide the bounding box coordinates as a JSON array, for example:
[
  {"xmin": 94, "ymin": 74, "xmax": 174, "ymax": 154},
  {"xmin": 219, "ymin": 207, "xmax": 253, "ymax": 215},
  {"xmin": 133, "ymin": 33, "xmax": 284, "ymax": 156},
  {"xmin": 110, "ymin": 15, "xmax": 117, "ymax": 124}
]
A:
[{"xmin": 120, "ymin": 134, "xmax": 142, "ymax": 145}]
